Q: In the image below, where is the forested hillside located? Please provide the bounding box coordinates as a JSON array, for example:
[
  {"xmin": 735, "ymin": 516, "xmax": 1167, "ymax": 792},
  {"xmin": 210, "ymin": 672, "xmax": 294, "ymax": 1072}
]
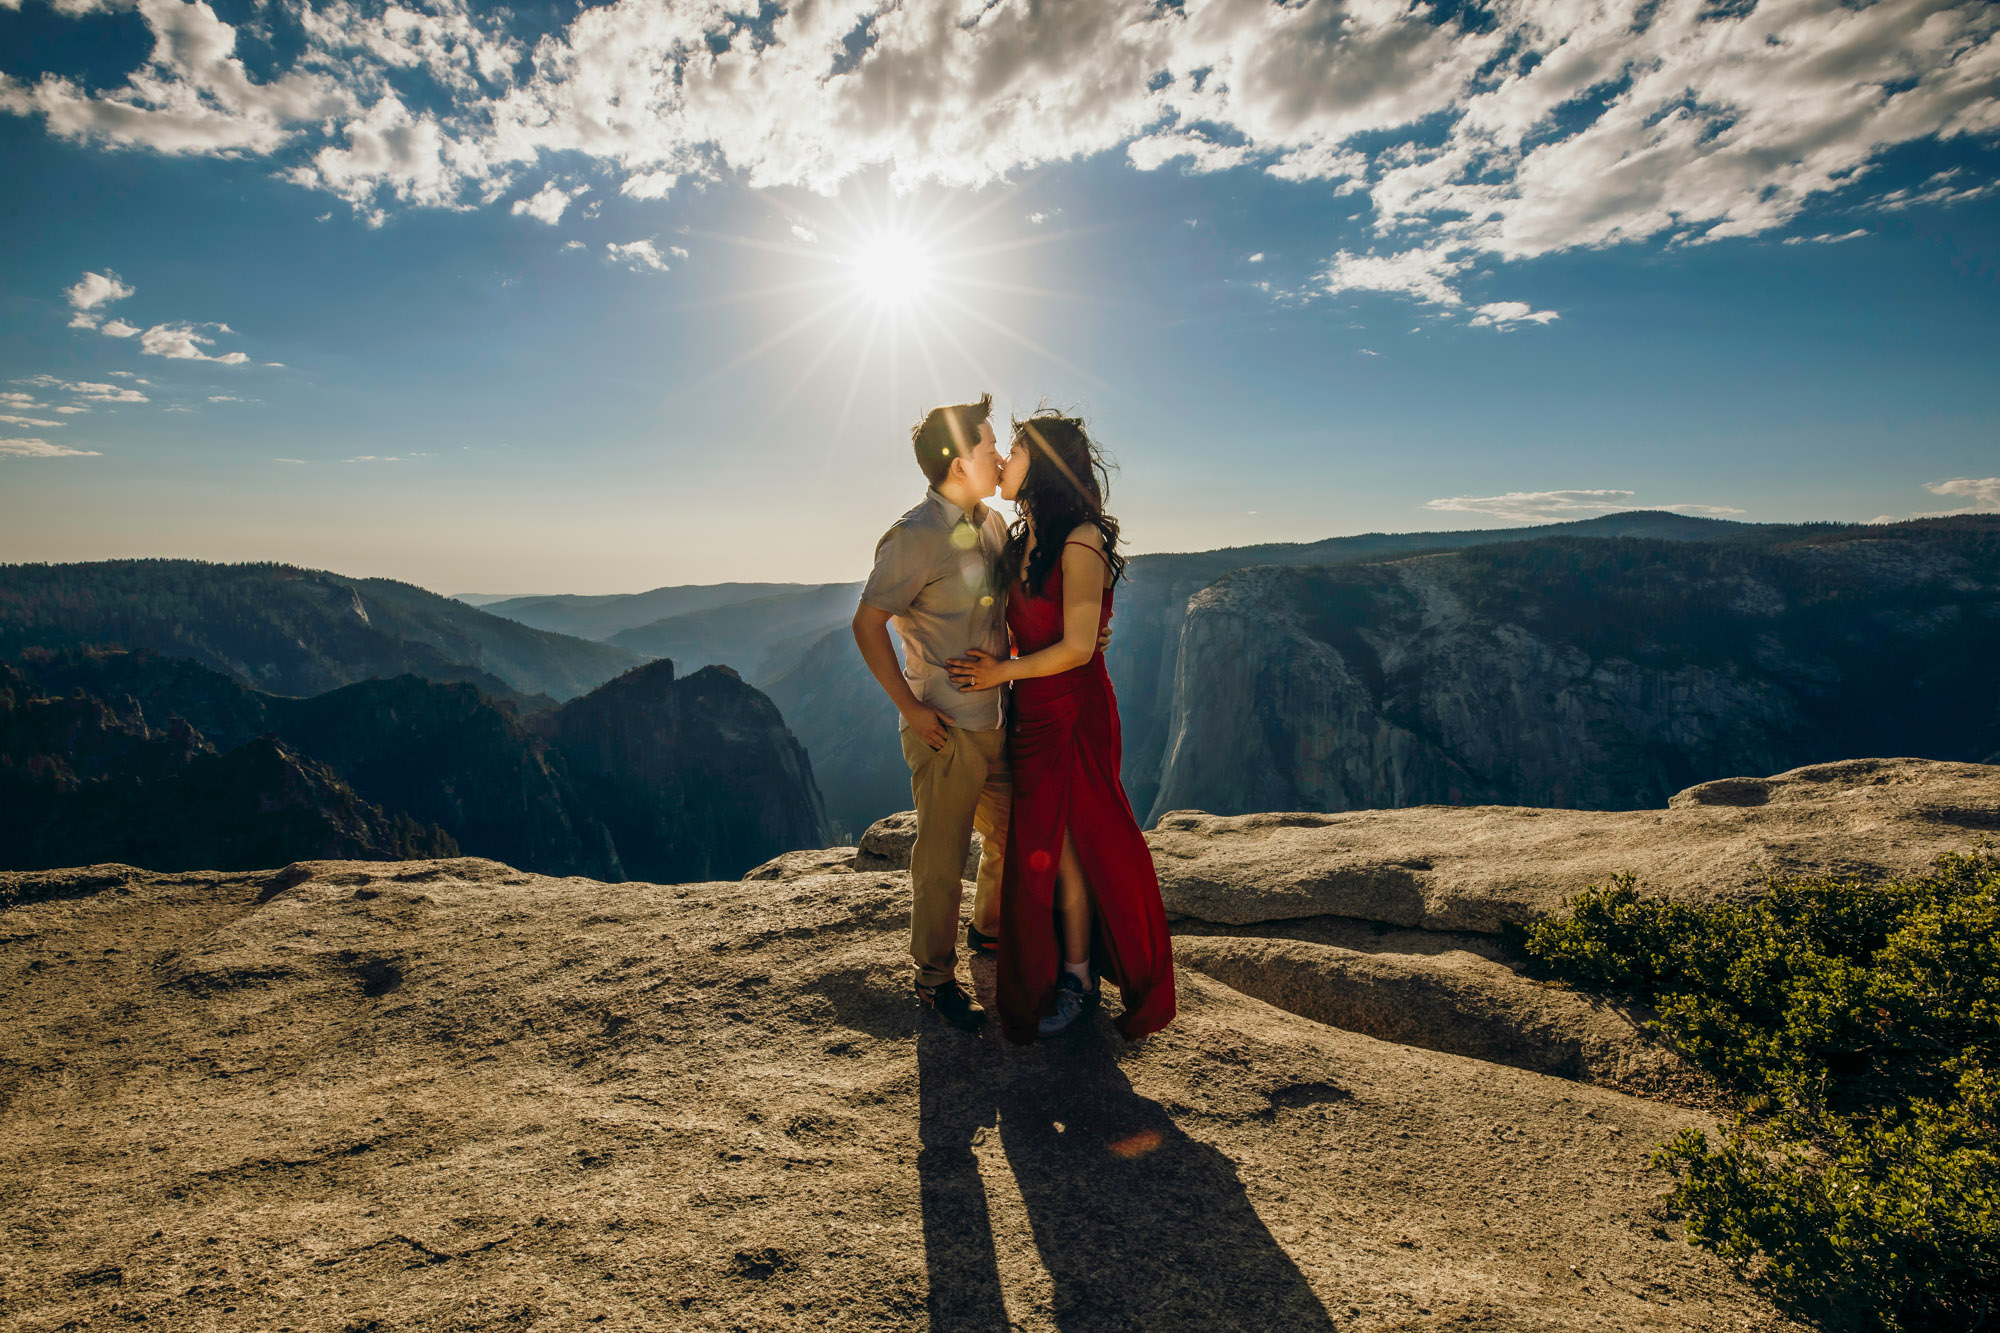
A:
[{"xmin": 0, "ymin": 560, "xmax": 640, "ymax": 702}]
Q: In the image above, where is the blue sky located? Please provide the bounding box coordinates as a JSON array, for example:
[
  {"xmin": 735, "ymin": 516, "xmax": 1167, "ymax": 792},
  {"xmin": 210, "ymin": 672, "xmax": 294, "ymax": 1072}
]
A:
[{"xmin": 2, "ymin": 0, "xmax": 1996, "ymax": 593}]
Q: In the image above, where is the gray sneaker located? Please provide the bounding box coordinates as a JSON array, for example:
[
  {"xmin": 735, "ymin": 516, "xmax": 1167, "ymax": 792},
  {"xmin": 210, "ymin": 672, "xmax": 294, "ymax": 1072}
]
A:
[{"xmin": 1037, "ymin": 972, "xmax": 1092, "ymax": 1036}]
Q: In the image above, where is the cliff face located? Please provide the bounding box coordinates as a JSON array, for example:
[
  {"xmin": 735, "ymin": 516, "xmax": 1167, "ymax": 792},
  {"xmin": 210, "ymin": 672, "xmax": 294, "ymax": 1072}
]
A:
[
  {"xmin": 1151, "ymin": 521, "xmax": 2000, "ymax": 823},
  {"xmin": 1108, "ymin": 511, "xmax": 1771, "ymax": 818},
  {"xmin": 759, "ymin": 624, "xmax": 907, "ymax": 840},
  {"xmin": 3, "ymin": 649, "xmax": 828, "ymax": 882},
  {"xmin": 0, "ymin": 661, "xmax": 456, "ymax": 870},
  {"xmin": 541, "ymin": 659, "xmax": 831, "ymax": 883}
]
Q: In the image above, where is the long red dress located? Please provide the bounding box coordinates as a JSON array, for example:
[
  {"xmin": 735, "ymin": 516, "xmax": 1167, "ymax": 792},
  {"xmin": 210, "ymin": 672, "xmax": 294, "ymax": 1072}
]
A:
[{"xmin": 997, "ymin": 547, "xmax": 1176, "ymax": 1044}]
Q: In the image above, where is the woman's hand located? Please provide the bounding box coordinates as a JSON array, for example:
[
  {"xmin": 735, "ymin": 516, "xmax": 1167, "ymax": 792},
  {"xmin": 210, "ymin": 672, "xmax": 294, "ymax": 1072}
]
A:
[{"xmin": 945, "ymin": 647, "xmax": 1011, "ymax": 691}]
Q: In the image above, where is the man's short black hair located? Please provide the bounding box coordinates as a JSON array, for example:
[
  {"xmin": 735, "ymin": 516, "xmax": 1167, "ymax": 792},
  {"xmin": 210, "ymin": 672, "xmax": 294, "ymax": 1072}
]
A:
[{"xmin": 910, "ymin": 394, "xmax": 993, "ymax": 486}]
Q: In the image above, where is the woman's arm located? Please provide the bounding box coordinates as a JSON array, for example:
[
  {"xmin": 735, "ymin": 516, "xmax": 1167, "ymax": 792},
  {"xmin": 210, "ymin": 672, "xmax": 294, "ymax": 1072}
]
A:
[{"xmin": 948, "ymin": 528, "xmax": 1107, "ymax": 689}]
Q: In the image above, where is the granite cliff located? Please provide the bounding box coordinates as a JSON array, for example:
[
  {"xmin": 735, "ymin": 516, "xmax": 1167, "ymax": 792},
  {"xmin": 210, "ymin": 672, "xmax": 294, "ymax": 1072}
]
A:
[
  {"xmin": 7, "ymin": 758, "xmax": 1991, "ymax": 1328},
  {"xmin": 2, "ymin": 649, "xmax": 829, "ymax": 881},
  {"xmin": 539, "ymin": 658, "xmax": 831, "ymax": 884},
  {"xmin": 1151, "ymin": 518, "xmax": 2000, "ymax": 823}
]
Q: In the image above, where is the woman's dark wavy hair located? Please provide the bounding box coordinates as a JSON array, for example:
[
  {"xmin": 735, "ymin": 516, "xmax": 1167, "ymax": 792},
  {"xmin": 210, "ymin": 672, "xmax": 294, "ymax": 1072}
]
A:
[{"xmin": 1002, "ymin": 409, "xmax": 1128, "ymax": 599}]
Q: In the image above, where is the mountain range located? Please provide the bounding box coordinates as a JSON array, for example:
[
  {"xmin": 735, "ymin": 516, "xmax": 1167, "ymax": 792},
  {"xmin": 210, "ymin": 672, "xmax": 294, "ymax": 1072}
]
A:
[
  {"xmin": 10, "ymin": 511, "xmax": 1996, "ymax": 856},
  {"xmin": 0, "ymin": 559, "xmax": 641, "ymax": 703}
]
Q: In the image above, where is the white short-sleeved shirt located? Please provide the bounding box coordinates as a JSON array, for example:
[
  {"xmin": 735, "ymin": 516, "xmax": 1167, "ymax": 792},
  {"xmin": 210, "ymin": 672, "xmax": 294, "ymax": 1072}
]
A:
[{"xmin": 860, "ymin": 488, "xmax": 1010, "ymax": 732}]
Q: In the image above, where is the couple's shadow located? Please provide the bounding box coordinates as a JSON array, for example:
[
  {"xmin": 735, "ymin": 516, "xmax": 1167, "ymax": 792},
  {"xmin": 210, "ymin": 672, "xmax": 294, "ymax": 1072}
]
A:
[{"xmin": 918, "ymin": 995, "xmax": 1337, "ymax": 1332}]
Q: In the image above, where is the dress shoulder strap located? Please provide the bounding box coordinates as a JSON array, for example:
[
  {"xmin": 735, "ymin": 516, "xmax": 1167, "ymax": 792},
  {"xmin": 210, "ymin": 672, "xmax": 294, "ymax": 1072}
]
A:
[{"xmin": 1062, "ymin": 539, "xmax": 1112, "ymax": 569}]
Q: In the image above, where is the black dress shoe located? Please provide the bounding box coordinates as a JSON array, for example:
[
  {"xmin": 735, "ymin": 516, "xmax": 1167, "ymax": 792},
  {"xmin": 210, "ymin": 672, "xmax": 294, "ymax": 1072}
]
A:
[
  {"xmin": 966, "ymin": 921, "xmax": 1000, "ymax": 955},
  {"xmin": 915, "ymin": 978, "xmax": 986, "ymax": 1032}
]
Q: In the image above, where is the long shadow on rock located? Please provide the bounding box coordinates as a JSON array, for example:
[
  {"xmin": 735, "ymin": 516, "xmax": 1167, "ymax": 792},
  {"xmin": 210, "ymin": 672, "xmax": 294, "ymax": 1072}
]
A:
[{"xmin": 918, "ymin": 1019, "xmax": 1336, "ymax": 1333}]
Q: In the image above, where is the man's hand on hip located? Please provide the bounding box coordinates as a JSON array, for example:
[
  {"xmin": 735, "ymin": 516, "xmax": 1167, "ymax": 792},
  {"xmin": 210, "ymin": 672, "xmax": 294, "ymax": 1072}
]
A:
[{"xmin": 902, "ymin": 702, "xmax": 952, "ymax": 750}]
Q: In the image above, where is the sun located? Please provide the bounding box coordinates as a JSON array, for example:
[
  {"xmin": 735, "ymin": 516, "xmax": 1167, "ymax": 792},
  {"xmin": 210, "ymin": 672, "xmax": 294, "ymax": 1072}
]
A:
[{"xmin": 847, "ymin": 230, "xmax": 936, "ymax": 309}]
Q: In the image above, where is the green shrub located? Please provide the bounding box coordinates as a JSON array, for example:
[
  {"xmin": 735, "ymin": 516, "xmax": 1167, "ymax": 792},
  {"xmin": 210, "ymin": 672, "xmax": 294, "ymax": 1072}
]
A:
[{"xmin": 1522, "ymin": 852, "xmax": 2000, "ymax": 1331}]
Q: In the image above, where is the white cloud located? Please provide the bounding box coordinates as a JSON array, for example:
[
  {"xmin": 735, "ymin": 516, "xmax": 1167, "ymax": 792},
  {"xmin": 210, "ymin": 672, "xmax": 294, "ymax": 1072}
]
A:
[
  {"xmin": 0, "ymin": 392, "xmax": 41, "ymax": 408},
  {"xmin": 1784, "ymin": 230, "xmax": 1870, "ymax": 246},
  {"xmin": 0, "ymin": 413, "xmax": 65, "ymax": 427},
  {"xmin": 669, "ymin": 245, "xmax": 688, "ymax": 259},
  {"xmin": 138, "ymin": 322, "xmax": 249, "ymax": 363},
  {"xmin": 27, "ymin": 374, "xmax": 149, "ymax": 403},
  {"xmin": 511, "ymin": 181, "xmax": 586, "ymax": 225},
  {"xmin": 606, "ymin": 239, "xmax": 669, "ymax": 272},
  {"xmin": 619, "ymin": 170, "xmax": 676, "ymax": 200},
  {"xmin": 1468, "ymin": 301, "xmax": 1560, "ymax": 329},
  {"xmin": 101, "ymin": 318, "xmax": 141, "ymax": 337},
  {"xmin": 207, "ymin": 394, "xmax": 254, "ymax": 403},
  {"xmin": 345, "ymin": 454, "xmax": 405, "ymax": 463},
  {"xmin": 1247, "ymin": 252, "xmax": 1264, "ymax": 263},
  {"xmin": 4, "ymin": 0, "xmax": 354, "ymax": 155},
  {"xmin": 69, "ymin": 310, "xmax": 101, "ymax": 330},
  {"xmin": 1128, "ymin": 131, "xmax": 1253, "ymax": 174},
  {"xmin": 1424, "ymin": 489, "xmax": 1743, "ymax": 523},
  {"xmin": 0, "ymin": 437, "xmax": 99, "ymax": 458},
  {"xmin": 790, "ymin": 224, "xmax": 818, "ymax": 243},
  {"xmin": 54, "ymin": 405, "xmax": 89, "ymax": 414},
  {"xmin": 561, "ymin": 239, "xmax": 585, "ymax": 251},
  {"xmin": 1325, "ymin": 245, "xmax": 1469, "ymax": 307},
  {"xmin": 1925, "ymin": 476, "xmax": 2000, "ymax": 511},
  {"xmin": 67, "ymin": 270, "xmax": 133, "ymax": 310},
  {"xmin": 3, "ymin": 0, "xmax": 1995, "ymax": 317}
]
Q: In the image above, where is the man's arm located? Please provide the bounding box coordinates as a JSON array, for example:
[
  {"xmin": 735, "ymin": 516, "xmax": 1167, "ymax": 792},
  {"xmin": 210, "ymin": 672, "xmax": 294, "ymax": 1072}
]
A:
[{"xmin": 852, "ymin": 603, "xmax": 951, "ymax": 750}]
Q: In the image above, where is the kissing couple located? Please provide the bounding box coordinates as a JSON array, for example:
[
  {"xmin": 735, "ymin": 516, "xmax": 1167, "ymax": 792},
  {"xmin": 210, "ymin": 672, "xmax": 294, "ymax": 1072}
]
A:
[{"xmin": 850, "ymin": 394, "xmax": 1177, "ymax": 1046}]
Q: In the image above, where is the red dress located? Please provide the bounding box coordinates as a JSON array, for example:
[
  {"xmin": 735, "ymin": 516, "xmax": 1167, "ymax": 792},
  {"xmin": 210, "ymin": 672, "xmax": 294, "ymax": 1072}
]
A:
[{"xmin": 997, "ymin": 548, "xmax": 1176, "ymax": 1044}]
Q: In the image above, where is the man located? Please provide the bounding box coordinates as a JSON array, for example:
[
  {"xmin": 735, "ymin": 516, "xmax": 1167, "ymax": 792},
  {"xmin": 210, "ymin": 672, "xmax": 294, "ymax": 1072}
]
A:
[{"xmin": 852, "ymin": 394, "xmax": 1012, "ymax": 1032}]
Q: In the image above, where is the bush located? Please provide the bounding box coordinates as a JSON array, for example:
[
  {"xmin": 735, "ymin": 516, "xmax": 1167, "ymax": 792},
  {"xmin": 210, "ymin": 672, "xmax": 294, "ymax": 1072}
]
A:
[{"xmin": 1521, "ymin": 852, "xmax": 2000, "ymax": 1332}]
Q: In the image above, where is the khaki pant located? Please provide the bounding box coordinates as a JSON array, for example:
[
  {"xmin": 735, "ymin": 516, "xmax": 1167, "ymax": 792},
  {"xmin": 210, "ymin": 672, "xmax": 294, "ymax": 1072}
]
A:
[{"xmin": 902, "ymin": 725, "xmax": 1010, "ymax": 987}]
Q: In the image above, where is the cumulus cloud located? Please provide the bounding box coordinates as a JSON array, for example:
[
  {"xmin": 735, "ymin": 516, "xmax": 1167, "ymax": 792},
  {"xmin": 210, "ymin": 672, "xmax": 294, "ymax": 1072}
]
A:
[
  {"xmin": 1, "ymin": 437, "xmax": 100, "ymax": 458},
  {"xmin": 3, "ymin": 0, "xmax": 1996, "ymax": 314},
  {"xmin": 790, "ymin": 224, "xmax": 818, "ymax": 244},
  {"xmin": 1925, "ymin": 476, "xmax": 2000, "ymax": 511},
  {"xmin": 0, "ymin": 413, "xmax": 66, "ymax": 427},
  {"xmin": 1468, "ymin": 301, "xmax": 1560, "ymax": 329},
  {"xmin": 137, "ymin": 322, "xmax": 249, "ymax": 363},
  {"xmin": 606, "ymin": 239, "xmax": 670, "ymax": 272},
  {"xmin": 5, "ymin": 0, "xmax": 354, "ymax": 155},
  {"xmin": 101, "ymin": 319, "xmax": 141, "ymax": 337},
  {"xmin": 1324, "ymin": 246, "xmax": 1470, "ymax": 308},
  {"xmin": 1424, "ymin": 489, "xmax": 1744, "ymax": 523},
  {"xmin": 0, "ymin": 392, "xmax": 42, "ymax": 408},
  {"xmin": 1128, "ymin": 131, "xmax": 1254, "ymax": 174},
  {"xmin": 27, "ymin": 374, "xmax": 149, "ymax": 403},
  {"xmin": 619, "ymin": 170, "xmax": 677, "ymax": 200},
  {"xmin": 511, "ymin": 181, "xmax": 587, "ymax": 225},
  {"xmin": 67, "ymin": 270, "xmax": 133, "ymax": 311}
]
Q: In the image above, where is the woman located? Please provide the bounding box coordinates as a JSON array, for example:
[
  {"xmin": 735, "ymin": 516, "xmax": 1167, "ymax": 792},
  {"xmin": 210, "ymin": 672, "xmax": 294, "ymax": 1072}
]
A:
[{"xmin": 946, "ymin": 411, "xmax": 1176, "ymax": 1044}]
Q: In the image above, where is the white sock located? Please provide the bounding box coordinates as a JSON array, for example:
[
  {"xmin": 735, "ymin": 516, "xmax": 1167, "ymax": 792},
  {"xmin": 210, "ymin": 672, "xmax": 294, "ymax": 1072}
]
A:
[{"xmin": 1063, "ymin": 960, "xmax": 1092, "ymax": 987}]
